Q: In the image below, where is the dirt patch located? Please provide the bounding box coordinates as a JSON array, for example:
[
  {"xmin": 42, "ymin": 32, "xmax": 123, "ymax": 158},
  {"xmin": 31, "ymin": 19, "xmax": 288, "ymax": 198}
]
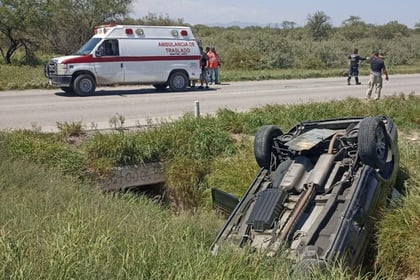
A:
[
  {"xmin": 405, "ymin": 274, "xmax": 420, "ymax": 280},
  {"xmin": 399, "ymin": 131, "xmax": 420, "ymax": 143}
]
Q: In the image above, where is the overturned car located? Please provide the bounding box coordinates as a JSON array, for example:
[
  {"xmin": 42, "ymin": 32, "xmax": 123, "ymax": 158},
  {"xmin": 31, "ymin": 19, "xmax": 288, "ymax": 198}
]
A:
[{"xmin": 211, "ymin": 115, "xmax": 399, "ymax": 269}]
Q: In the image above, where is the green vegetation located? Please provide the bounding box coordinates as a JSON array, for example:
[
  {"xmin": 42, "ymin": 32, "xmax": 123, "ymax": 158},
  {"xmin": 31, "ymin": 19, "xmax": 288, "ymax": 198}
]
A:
[
  {"xmin": 2, "ymin": 4, "xmax": 420, "ymax": 278},
  {"xmin": 0, "ymin": 64, "xmax": 47, "ymax": 90},
  {"xmin": 1, "ymin": 95, "xmax": 419, "ymax": 279},
  {"xmin": 2, "ymin": 5, "xmax": 420, "ymax": 90},
  {"xmin": 376, "ymin": 143, "xmax": 420, "ymax": 277}
]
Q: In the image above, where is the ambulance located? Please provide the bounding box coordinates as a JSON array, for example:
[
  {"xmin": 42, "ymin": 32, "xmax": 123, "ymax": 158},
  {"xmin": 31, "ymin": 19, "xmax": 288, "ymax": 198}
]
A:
[{"xmin": 45, "ymin": 24, "xmax": 201, "ymax": 96}]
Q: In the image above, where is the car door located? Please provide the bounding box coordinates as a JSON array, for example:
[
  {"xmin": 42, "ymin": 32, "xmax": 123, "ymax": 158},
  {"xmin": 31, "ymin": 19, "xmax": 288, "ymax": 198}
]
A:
[{"xmin": 93, "ymin": 39, "xmax": 124, "ymax": 85}]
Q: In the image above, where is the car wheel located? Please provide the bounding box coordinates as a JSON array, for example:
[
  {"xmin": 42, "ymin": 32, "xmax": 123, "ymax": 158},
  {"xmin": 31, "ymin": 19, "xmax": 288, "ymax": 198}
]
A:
[
  {"xmin": 168, "ymin": 71, "xmax": 188, "ymax": 91},
  {"xmin": 60, "ymin": 87, "xmax": 73, "ymax": 94},
  {"xmin": 358, "ymin": 117, "xmax": 388, "ymax": 169},
  {"xmin": 254, "ymin": 125, "xmax": 283, "ymax": 169},
  {"xmin": 153, "ymin": 83, "xmax": 168, "ymax": 90},
  {"xmin": 73, "ymin": 74, "xmax": 96, "ymax": 96}
]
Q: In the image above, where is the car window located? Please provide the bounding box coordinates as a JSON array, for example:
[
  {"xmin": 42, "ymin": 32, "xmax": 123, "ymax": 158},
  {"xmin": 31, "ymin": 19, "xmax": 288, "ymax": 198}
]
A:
[
  {"xmin": 97, "ymin": 39, "xmax": 119, "ymax": 56},
  {"xmin": 75, "ymin": 38, "xmax": 101, "ymax": 55}
]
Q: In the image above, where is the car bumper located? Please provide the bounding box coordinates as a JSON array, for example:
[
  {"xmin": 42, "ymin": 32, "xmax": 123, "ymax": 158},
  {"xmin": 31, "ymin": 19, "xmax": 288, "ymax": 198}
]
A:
[{"xmin": 48, "ymin": 75, "xmax": 72, "ymax": 87}]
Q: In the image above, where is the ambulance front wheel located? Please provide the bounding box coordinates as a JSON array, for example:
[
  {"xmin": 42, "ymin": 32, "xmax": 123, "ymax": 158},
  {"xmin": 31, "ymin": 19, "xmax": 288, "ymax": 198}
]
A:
[
  {"xmin": 168, "ymin": 71, "xmax": 188, "ymax": 91},
  {"xmin": 73, "ymin": 74, "xmax": 96, "ymax": 96}
]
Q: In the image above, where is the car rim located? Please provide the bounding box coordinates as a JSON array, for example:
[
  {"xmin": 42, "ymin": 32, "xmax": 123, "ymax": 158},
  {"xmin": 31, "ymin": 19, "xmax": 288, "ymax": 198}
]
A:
[
  {"xmin": 375, "ymin": 127, "xmax": 387, "ymax": 160},
  {"xmin": 173, "ymin": 75, "xmax": 185, "ymax": 89},
  {"xmin": 81, "ymin": 79, "xmax": 92, "ymax": 93}
]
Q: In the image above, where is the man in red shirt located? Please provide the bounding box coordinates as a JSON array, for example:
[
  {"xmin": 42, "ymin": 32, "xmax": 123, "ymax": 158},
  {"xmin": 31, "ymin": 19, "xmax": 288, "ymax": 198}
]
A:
[
  {"xmin": 207, "ymin": 47, "xmax": 220, "ymax": 85},
  {"xmin": 213, "ymin": 48, "xmax": 221, "ymax": 84}
]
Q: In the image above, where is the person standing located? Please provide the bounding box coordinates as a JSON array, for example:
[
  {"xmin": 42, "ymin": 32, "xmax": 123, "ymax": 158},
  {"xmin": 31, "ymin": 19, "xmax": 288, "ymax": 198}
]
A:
[
  {"xmin": 198, "ymin": 46, "xmax": 209, "ymax": 89},
  {"xmin": 347, "ymin": 48, "xmax": 366, "ymax": 85},
  {"xmin": 211, "ymin": 47, "xmax": 221, "ymax": 84},
  {"xmin": 365, "ymin": 51, "xmax": 389, "ymax": 100},
  {"xmin": 206, "ymin": 47, "xmax": 217, "ymax": 85}
]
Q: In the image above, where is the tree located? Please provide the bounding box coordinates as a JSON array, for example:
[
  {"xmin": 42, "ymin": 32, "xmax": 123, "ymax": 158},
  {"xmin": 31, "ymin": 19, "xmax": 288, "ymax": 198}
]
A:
[
  {"xmin": 0, "ymin": 0, "xmax": 133, "ymax": 63},
  {"xmin": 42, "ymin": 0, "xmax": 133, "ymax": 54},
  {"xmin": 137, "ymin": 12, "xmax": 185, "ymax": 26},
  {"xmin": 0, "ymin": 0, "xmax": 47, "ymax": 64},
  {"xmin": 374, "ymin": 21, "xmax": 410, "ymax": 40},
  {"xmin": 414, "ymin": 22, "xmax": 420, "ymax": 34},
  {"xmin": 280, "ymin": 21, "xmax": 297, "ymax": 30},
  {"xmin": 340, "ymin": 16, "xmax": 369, "ymax": 40},
  {"xmin": 305, "ymin": 11, "xmax": 333, "ymax": 41}
]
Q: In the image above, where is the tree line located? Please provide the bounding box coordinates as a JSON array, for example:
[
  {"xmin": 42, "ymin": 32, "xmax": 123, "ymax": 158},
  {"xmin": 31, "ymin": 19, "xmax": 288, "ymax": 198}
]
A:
[{"xmin": 1, "ymin": 1, "xmax": 420, "ymax": 70}]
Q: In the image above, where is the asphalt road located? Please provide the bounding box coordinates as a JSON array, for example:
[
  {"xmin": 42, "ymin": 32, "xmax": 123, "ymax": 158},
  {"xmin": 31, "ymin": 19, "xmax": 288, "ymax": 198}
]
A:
[{"xmin": 1, "ymin": 74, "xmax": 419, "ymax": 132}]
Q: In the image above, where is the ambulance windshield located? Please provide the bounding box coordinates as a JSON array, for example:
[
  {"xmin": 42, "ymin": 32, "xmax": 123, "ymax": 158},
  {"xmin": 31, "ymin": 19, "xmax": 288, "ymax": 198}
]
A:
[{"xmin": 75, "ymin": 38, "xmax": 101, "ymax": 55}]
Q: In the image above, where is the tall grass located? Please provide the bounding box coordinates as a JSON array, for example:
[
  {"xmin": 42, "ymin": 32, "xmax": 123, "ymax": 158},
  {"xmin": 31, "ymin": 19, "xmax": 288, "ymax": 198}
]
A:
[
  {"xmin": 0, "ymin": 155, "xmax": 397, "ymax": 279},
  {"xmin": 0, "ymin": 130, "xmax": 88, "ymax": 179},
  {"xmin": 1, "ymin": 95, "xmax": 420, "ymax": 278},
  {"xmin": 0, "ymin": 65, "xmax": 47, "ymax": 90},
  {"xmin": 215, "ymin": 94, "xmax": 420, "ymax": 135},
  {"xmin": 375, "ymin": 143, "xmax": 420, "ymax": 278}
]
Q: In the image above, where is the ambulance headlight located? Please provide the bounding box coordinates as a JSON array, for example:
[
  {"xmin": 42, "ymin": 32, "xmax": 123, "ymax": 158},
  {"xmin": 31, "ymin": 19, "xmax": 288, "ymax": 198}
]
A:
[{"xmin": 56, "ymin": 63, "xmax": 68, "ymax": 74}]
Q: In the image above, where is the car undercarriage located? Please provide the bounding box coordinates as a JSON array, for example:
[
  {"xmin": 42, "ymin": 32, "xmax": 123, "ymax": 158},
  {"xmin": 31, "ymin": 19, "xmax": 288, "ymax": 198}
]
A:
[{"xmin": 211, "ymin": 115, "xmax": 399, "ymax": 270}]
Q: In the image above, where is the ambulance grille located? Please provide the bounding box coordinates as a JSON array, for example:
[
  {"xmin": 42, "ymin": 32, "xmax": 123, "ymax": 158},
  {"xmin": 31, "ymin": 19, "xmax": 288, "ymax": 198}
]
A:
[{"xmin": 46, "ymin": 62, "xmax": 57, "ymax": 76}]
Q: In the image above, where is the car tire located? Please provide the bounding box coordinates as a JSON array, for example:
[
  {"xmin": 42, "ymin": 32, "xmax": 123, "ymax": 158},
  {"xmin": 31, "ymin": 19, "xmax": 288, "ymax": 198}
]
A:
[
  {"xmin": 168, "ymin": 71, "xmax": 188, "ymax": 91},
  {"xmin": 254, "ymin": 125, "xmax": 283, "ymax": 169},
  {"xmin": 73, "ymin": 74, "xmax": 96, "ymax": 96},
  {"xmin": 358, "ymin": 117, "xmax": 388, "ymax": 169},
  {"xmin": 153, "ymin": 83, "xmax": 168, "ymax": 90}
]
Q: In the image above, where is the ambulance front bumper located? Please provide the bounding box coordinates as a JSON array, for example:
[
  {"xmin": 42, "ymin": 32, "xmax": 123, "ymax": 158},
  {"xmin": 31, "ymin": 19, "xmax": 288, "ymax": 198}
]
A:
[{"xmin": 48, "ymin": 75, "xmax": 72, "ymax": 87}]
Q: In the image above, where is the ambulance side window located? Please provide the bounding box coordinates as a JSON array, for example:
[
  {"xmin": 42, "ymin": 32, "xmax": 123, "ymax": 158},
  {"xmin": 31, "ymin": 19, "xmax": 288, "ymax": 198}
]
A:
[{"xmin": 97, "ymin": 39, "xmax": 119, "ymax": 56}]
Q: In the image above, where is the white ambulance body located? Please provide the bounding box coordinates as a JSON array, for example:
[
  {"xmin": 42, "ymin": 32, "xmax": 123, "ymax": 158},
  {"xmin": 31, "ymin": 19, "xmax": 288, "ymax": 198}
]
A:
[{"xmin": 45, "ymin": 24, "xmax": 201, "ymax": 96}]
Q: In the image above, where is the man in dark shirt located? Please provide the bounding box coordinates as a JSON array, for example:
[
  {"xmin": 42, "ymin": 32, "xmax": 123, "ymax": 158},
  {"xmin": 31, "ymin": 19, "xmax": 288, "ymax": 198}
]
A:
[
  {"xmin": 347, "ymin": 48, "xmax": 366, "ymax": 85},
  {"xmin": 198, "ymin": 47, "xmax": 209, "ymax": 89},
  {"xmin": 365, "ymin": 51, "xmax": 389, "ymax": 100}
]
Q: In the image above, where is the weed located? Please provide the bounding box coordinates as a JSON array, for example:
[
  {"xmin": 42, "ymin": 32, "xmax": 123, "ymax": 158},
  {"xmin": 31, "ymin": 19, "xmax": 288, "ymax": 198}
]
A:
[
  {"xmin": 56, "ymin": 121, "xmax": 85, "ymax": 140},
  {"xmin": 108, "ymin": 113, "xmax": 126, "ymax": 131}
]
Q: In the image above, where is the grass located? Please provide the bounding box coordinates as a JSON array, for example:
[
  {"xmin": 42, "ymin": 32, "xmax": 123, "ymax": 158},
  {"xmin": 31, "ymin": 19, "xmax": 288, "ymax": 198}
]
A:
[
  {"xmin": 375, "ymin": 142, "xmax": 420, "ymax": 278},
  {"xmin": 0, "ymin": 154, "xmax": 401, "ymax": 279},
  {"xmin": 1, "ymin": 63, "xmax": 420, "ymax": 91},
  {"xmin": 0, "ymin": 64, "xmax": 47, "ymax": 90},
  {"xmin": 1, "ymin": 95, "xmax": 420, "ymax": 279}
]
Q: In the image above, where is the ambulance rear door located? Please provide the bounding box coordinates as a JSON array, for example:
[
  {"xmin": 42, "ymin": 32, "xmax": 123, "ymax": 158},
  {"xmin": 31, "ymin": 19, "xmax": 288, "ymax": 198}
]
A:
[{"xmin": 121, "ymin": 39, "xmax": 168, "ymax": 83}]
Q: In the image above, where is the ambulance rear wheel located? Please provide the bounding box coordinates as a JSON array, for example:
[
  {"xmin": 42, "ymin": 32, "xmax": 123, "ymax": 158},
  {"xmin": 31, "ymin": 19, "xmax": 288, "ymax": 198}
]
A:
[
  {"xmin": 168, "ymin": 71, "xmax": 188, "ymax": 91},
  {"xmin": 73, "ymin": 74, "xmax": 96, "ymax": 96}
]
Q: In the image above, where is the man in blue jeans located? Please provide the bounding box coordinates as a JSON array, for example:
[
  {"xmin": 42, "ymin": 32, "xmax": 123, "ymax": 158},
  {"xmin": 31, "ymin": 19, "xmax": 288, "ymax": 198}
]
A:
[
  {"xmin": 198, "ymin": 47, "xmax": 209, "ymax": 89},
  {"xmin": 207, "ymin": 47, "xmax": 221, "ymax": 85},
  {"xmin": 347, "ymin": 48, "xmax": 367, "ymax": 85},
  {"xmin": 365, "ymin": 51, "xmax": 389, "ymax": 100}
]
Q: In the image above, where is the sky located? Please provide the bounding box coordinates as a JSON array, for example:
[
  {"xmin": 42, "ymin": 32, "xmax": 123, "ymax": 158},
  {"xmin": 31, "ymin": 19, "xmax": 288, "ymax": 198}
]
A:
[{"xmin": 132, "ymin": 0, "xmax": 420, "ymax": 28}]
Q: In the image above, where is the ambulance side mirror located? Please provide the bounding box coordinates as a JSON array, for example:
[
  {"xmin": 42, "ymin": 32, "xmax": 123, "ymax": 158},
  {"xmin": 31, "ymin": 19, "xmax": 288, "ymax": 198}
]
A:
[{"xmin": 95, "ymin": 50, "xmax": 102, "ymax": 57}]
